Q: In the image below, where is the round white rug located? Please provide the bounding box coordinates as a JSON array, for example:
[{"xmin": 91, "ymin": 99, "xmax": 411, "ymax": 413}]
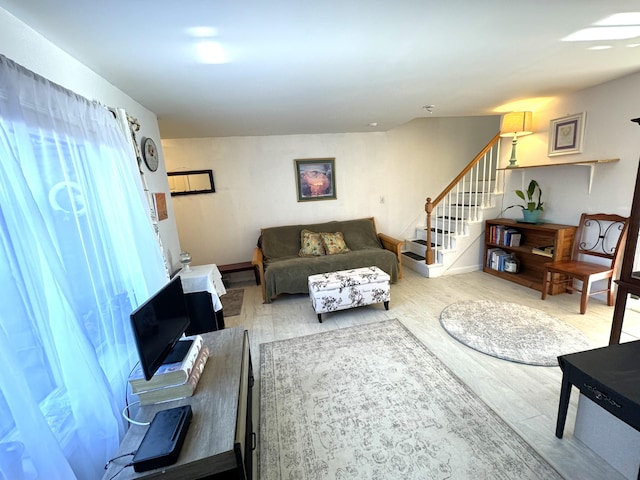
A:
[{"xmin": 440, "ymin": 300, "xmax": 592, "ymax": 366}]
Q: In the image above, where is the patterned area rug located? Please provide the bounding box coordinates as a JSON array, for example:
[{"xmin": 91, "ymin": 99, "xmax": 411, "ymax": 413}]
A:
[
  {"xmin": 220, "ymin": 288, "xmax": 244, "ymax": 317},
  {"xmin": 440, "ymin": 300, "xmax": 591, "ymax": 366},
  {"xmin": 259, "ymin": 320, "xmax": 562, "ymax": 480}
]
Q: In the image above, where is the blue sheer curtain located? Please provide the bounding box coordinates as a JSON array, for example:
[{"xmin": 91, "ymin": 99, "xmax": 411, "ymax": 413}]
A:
[{"xmin": 0, "ymin": 55, "xmax": 168, "ymax": 478}]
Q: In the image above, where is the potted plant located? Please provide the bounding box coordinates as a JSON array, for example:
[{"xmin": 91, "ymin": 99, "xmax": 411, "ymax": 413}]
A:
[{"xmin": 507, "ymin": 179, "xmax": 544, "ymax": 223}]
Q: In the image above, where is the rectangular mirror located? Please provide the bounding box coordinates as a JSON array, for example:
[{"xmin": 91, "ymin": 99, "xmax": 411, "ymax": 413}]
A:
[{"xmin": 167, "ymin": 170, "xmax": 215, "ymax": 196}]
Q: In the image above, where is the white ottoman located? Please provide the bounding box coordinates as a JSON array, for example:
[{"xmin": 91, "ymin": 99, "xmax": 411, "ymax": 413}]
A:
[{"xmin": 308, "ymin": 266, "xmax": 390, "ymax": 322}]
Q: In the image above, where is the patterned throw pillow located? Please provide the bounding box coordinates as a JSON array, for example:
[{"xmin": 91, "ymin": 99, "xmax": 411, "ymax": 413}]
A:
[
  {"xmin": 299, "ymin": 230, "xmax": 325, "ymax": 256},
  {"xmin": 320, "ymin": 232, "xmax": 350, "ymax": 255}
]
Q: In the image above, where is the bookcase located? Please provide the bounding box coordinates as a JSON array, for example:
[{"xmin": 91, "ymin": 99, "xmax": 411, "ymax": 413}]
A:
[{"xmin": 483, "ymin": 218, "xmax": 577, "ymax": 294}]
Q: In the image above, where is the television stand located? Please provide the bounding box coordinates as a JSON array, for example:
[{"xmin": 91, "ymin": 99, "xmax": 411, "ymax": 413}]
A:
[
  {"xmin": 103, "ymin": 328, "xmax": 254, "ymax": 479},
  {"xmin": 162, "ymin": 339, "xmax": 193, "ymax": 365}
]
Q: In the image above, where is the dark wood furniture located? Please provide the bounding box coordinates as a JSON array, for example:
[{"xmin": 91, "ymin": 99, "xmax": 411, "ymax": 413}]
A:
[
  {"xmin": 103, "ymin": 328, "xmax": 254, "ymax": 480},
  {"xmin": 610, "ymin": 153, "xmax": 640, "ymax": 344},
  {"xmin": 184, "ymin": 291, "xmax": 225, "ymax": 333},
  {"xmin": 555, "ymin": 340, "xmax": 640, "ymax": 439},
  {"xmin": 541, "ymin": 213, "xmax": 629, "ymax": 314},
  {"xmin": 483, "ymin": 218, "xmax": 576, "ymax": 294},
  {"xmin": 219, "ymin": 262, "xmax": 260, "ymax": 286}
]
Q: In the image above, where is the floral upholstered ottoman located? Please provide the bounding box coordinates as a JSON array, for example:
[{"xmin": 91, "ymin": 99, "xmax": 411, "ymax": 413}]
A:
[{"xmin": 307, "ymin": 266, "xmax": 390, "ymax": 322}]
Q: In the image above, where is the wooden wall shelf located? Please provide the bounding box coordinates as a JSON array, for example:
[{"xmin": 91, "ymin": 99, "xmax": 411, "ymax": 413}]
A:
[{"xmin": 498, "ymin": 158, "xmax": 619, "ymax": 193}]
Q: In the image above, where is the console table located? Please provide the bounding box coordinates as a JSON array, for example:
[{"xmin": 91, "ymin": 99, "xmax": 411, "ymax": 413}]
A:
[
  {"xmin": 555, "ymin": 340, "xmax": 640, "ymax": 439},
  {"xmin": 103, "ymin": 328, "xmax": 254, "ymax": 479}
]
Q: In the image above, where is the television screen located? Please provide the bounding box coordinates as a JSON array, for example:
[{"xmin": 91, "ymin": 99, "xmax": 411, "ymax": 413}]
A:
[{"xmin": 130, "ymin": 277, "xmax": 191, "ymax": 380}]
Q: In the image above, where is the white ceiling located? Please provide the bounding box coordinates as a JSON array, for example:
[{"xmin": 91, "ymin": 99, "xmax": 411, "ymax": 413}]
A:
[{"xmin": 2, "ymin": 1, "xmax": 640, "ymax": 138}]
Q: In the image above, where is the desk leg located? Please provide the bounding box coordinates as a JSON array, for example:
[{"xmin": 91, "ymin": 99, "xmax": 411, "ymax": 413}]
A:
[
  {"xmin": 555, "ymin": 374, "xmax": 572, "ymax": 438},
  {"xmin": 216, "ymin": 309, "xmax": 225, "ymax": 330}
]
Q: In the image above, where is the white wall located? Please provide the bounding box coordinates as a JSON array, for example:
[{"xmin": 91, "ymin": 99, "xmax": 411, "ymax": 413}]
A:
[
  {"xmin": 0, "ymin": 8, "xmax": 183, "ymax": 271},
  {"xmin": 162, "ymin": 116, "xmax": 499, "ymax": 266},
  {"xmin": 500, "ymin": 71, "xmax": 640, "ymax": 225}
]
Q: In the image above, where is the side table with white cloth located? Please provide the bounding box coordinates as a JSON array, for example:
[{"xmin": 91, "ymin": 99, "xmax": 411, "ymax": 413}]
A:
[{"xmin": 178, "ymin": 264, "xmax": 227, "ymax": 333}]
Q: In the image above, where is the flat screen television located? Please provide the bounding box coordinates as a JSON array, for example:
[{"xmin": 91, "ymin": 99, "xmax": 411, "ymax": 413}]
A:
[{"xmin": 130, "ymin": 276, "xmax": 192, "ymax": 380}]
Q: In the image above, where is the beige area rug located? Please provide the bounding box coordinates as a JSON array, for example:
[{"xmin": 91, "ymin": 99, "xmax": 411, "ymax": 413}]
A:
[
  {"xmin": 440, "ymin": 300, "xmax": 592, "ymax": 366},
  {"xmin": 220, "ymin": 288, "xmax": 244, "ymax": 317},
  {"xmin": 259, "ymin": 319, "xmax": 563, "ymax": 480}
]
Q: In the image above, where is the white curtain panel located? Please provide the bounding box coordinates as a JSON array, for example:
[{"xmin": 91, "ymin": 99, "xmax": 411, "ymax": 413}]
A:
[{"xmin": 0, "ymin": 54, "xmax": 167, "ymax": 479}]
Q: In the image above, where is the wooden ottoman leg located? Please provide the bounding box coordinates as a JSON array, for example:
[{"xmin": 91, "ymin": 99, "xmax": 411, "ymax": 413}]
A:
[
  {"xmin": 317, "ymin": 313, "xmax": 322, "ymax": 323},
  {"xmin": 384, "ymin": 301, "xmax": 389, "ymax": 310}
]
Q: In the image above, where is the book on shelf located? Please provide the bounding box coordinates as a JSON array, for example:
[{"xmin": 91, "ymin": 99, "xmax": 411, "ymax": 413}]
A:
[
  {"xmin": 137, "ymin": 346, "xmax": 209, "ymax": 406},
  {"xmin": 531, "ymin": 245, "xmax": 554, "ymax": 257},
  {"xmin": 508, "ymin": 232, "xmax": 521, "ymax": 247},
  {"xmin": 489, "ymin": 225, "xmax": 521, "ymax": 247},
  {"xmin": 503, "ymin": 228, "xmax": 518, "ymax": 247},
  {"xmin": 489, "ymin": 248, "xmax": 509, "ymax": 271},
  {"xmin": 486, "ymin": 247, "xmax": 503, "ymax": 267},
  {"xmin": 129, "ymin": 334, "xmax": 204, "ymax": 393}
]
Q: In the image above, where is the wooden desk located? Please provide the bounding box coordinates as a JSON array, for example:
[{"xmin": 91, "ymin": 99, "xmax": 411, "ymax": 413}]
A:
[
  {"xmin": 555, "ymin": 340, "xmax": 640, "ymax": 439},
  {"xmin": 103, "ymin": 328, "xmax": 253, "ymax": 479}
]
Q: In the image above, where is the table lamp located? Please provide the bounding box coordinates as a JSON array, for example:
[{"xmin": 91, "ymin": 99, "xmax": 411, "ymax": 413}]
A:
[{"xmin": 500, "ymin": 112, "xmax": 533, "ymax": 168}]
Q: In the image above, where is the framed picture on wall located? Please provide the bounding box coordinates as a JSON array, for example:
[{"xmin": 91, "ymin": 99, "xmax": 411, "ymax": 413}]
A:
[
  {"xmin": 548, "ymin": 112, "xmax": 586, "ymax": 156},
  {"xmin": 153, "ymin": 192, "xmax": 168, "ymax": 221},
  {"xmin": 294, "ymin": 158, "xmax": 336, "ymax": 202}
]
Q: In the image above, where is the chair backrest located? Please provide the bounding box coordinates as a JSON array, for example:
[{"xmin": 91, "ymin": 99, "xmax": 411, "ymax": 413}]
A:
[{"xmin": 572, "ymin": 213, "xmax": 629, "ymax": 271}]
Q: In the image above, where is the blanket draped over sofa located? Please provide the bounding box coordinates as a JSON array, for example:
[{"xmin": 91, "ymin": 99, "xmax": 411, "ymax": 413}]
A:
[{"xmin": 252, "ymin": 217, "xmax": 404, "ymax": 303}]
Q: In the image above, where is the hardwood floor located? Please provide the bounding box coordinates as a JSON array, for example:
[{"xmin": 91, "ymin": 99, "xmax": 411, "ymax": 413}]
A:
[{"xmin": 224, "ymin": 268, "xmax": 640, "ymax": 480}]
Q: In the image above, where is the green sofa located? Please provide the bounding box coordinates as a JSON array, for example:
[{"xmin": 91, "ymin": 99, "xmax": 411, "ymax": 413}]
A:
[{"xmin": 252, "ymin": 217, "xmax": 404, "ymax": 303}]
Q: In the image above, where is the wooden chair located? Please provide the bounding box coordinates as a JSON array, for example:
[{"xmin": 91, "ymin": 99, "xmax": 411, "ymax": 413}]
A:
[{"xmin": 541, "ymin": 213, "xmax": 629, "ymax": 314}]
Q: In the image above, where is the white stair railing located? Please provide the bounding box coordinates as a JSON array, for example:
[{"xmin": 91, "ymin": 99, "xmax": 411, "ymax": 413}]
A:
[{"xmin": 424, "ymin": 133, "xmax": 501, "ymax": 264}]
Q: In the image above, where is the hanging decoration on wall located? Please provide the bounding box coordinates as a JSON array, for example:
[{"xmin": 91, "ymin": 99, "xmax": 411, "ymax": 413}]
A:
[
  {"xmin": 153, "ymin": 192, "xmax": 168, "ymax": 221},
  {"xmin": 294, "ymin": 158, "xmax": 336, "ymax": 202},
  {"xmin": 142, "ymin": 137, "xmax": 159, "ymax": 172},
  {"xmin": 548, "ymin": 112, "xmax": 586, "ymax": 156}
]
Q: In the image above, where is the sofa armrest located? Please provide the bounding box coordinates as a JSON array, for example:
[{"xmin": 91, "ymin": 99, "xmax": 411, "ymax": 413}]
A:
[
  {"xmin": 252, "ymin": 247, "xmax": 267, "ymax": 302},
  {"xmin": 378, "ymin": 233, "xmax": 405, "ymax": 279}
]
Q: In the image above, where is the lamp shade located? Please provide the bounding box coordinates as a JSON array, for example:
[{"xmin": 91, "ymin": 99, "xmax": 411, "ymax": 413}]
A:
[{"xmin": 500, "ymin": 112, "xmax": 533, "ymax": 137}]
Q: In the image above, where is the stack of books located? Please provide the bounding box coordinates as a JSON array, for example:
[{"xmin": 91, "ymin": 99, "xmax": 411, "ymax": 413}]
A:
[
  {"xmin": 488, "ymin": 225, "xmax": 521, "ymax": 247},
  {"xmin": 129, "ymin": 335, "xmax": 209, "ymax": 406},
  {"xmin": 531, "ymin": 245, "xmax": 554, "ymax": 257}
]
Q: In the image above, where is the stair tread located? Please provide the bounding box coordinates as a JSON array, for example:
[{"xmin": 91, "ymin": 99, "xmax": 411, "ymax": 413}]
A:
[
  {"xmin": 402, "ymin": 251, "xmax": 425, "ymax": 261},
  {"xmin": 412, "ymin": 239, "xmax": 436, "ymax": 247}
]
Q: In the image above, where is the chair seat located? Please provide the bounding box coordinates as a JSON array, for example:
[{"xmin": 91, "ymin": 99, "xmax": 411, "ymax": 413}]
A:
[{"xmin": 545, "ymin": 260, "xmax": 613, "ymax": 277}]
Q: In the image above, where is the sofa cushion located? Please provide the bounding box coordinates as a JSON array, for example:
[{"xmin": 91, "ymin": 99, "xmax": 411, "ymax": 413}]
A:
[
  {"xmin": 320, "ymin": 232, "xmax": 350, "ymax": 255},
  {"xmin": 299, "ymin": 230, "xmax": 325, "ymax": 257}
]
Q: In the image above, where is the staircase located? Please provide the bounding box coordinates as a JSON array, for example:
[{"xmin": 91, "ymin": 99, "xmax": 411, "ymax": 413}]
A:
[{"xmin": 403, "ymin": 133, "xmax": 503, "ymax": 277}]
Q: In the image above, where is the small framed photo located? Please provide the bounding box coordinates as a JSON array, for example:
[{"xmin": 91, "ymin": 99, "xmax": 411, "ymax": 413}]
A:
[
  {"xmin": 548, "ymin": 112, "xmax": 586, "ymax": 156},
  {"xmin": 152, "ymin": 192, "xmax": 168, "ymax": 221},
  {"xmin": 294, "ymin": 158, "xmax": 336, "ymax": 202}
]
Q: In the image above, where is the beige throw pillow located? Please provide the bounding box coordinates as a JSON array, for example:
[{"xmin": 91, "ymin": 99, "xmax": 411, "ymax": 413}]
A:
[
  {"xmin": 299, "ymin": 230, "xmax": 325, "ymax": 256},
  {"xmin": 320, "ymin": 232, "xmax": 350, "ymax": 255}
]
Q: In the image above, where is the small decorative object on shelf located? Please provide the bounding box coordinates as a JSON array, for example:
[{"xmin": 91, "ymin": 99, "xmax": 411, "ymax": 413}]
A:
[
  {"xmin": 179, "ymin": 251, "xmax": 192, "ymax": 272},
  {"xmin": 504, "ymin": 255, "xmax": 520, "ymax": 273}
]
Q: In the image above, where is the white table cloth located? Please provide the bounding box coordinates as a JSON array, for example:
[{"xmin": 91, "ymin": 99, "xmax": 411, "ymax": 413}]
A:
[{"xmin": 178, "ymin": 264, "xmax": 226, "ymax": 311}]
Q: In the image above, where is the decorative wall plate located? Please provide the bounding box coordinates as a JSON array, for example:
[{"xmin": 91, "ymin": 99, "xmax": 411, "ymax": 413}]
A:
[{"xmin": 142, "ymin": 137, "xmax": 159, "ymax": 172}]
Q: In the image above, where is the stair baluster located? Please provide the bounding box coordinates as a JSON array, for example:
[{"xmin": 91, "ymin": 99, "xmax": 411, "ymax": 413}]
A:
[{"xmin": 423, "ymin": 132, "xmax": 501, "ymax": 266}]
